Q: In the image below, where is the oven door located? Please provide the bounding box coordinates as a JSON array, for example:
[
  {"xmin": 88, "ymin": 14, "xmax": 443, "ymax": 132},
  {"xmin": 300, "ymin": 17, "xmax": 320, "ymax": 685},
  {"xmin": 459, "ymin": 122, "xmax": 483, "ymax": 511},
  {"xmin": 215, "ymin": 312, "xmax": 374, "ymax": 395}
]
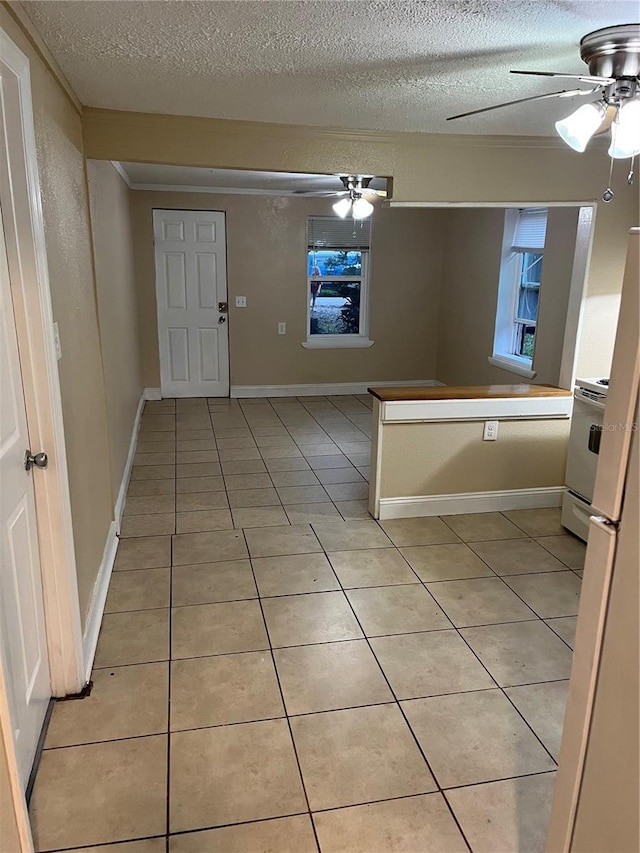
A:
[{"xmin": 566, "ymin": 393, "xmax": 606, "ymax": 502}]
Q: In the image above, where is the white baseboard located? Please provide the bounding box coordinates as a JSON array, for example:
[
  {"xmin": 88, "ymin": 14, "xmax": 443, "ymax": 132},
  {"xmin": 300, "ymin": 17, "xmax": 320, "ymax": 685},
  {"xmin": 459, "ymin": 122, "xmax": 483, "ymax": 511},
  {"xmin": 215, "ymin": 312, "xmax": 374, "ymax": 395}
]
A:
[
  {"xmin": 231, "ymin": 379, "xmax": 442, "ymax": 398},
  {"xmin": 114, "ymin": 392, "xmax": 146, "ymax": 531},
  {"xmin": 378, "ymin": 487, "xmax": 564, "ymax": 519},
  {"xmin": 144, "ymin": 387, "xmax": 162, "ymax": 400},
  {"xmin": 82, "ymin": 520, "xmax": 118, "ymax": 681}
]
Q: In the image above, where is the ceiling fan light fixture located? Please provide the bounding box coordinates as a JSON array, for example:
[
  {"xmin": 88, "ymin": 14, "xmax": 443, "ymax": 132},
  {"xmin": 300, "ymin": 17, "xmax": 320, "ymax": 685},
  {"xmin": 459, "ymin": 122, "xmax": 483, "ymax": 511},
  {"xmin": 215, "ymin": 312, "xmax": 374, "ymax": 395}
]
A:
[
  {"xmin": 608, "ymin": 99, "xmax": 640, "ymax": 159},
  {"xmin": 351, "ymin": 196, "xmax": 374, "ymax": 219},
  {"xmin": 555, "ymin": 101, "xmax": 607, "ymax": 152},
  {"xmin": 333, "ymin": 197, "xmax": 352, "ymax": 218}
]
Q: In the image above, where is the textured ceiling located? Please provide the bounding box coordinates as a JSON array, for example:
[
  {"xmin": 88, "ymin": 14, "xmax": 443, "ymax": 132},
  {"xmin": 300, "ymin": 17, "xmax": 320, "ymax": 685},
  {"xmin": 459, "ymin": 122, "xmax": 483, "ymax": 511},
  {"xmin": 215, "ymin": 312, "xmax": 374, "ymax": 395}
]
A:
[
  {"xmin": 118, "ymin": 163, "xmax": 387, "ymax": 193},
  {"xmin": 24, "ymin": 0, "xmax": 639, "ymax": 135}
]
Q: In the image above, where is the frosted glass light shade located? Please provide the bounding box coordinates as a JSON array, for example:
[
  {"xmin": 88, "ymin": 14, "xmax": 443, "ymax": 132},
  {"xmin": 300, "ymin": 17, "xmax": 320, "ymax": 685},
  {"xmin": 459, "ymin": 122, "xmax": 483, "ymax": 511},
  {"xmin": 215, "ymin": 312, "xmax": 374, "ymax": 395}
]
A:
[
  {"xmin": 351, "ymin": 196, "xmax": 374, "ymax": 219},
  {"xmin": 609, "ymin": 99, "xmax": 640, "ymax": 159},
  {"xmin": 333, "ymin": 197, "xmax": 352, "ymax": 218},
  {"xmin": 555, "ymin": 102, "xmax": 606, "ymax": 152}
]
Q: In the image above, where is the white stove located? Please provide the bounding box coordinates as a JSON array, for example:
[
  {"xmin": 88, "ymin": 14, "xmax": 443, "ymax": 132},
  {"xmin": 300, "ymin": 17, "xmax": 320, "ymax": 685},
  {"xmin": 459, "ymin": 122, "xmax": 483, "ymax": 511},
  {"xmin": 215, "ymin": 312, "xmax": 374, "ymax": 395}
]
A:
[{"xmin": 576, "ymin": 376, "xmax": 610, "ymax": 397}]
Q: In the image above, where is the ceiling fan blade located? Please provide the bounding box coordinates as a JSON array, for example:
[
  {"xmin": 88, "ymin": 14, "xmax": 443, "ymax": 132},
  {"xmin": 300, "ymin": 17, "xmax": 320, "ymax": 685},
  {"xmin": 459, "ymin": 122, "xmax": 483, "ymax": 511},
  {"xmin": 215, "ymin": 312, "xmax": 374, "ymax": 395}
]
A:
[
  {"xmin": 361, "ymin": 189, "xmax": 387, "ymax": 198},
  {"xmin": 446, "ymin": 88, "xmax": 601, "ymax": 121},
  {"xmin": 511, "ymin": 70, "xmax": 615, "ymax": 85}
]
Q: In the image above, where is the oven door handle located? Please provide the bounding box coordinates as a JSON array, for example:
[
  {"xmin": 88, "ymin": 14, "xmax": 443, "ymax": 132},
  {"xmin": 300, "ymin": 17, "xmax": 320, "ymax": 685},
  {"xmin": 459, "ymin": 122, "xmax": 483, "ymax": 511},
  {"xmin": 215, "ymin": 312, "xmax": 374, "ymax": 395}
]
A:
[{"xmin": 573, "ymin": 389, "xmax": 607, "ymax": 410}]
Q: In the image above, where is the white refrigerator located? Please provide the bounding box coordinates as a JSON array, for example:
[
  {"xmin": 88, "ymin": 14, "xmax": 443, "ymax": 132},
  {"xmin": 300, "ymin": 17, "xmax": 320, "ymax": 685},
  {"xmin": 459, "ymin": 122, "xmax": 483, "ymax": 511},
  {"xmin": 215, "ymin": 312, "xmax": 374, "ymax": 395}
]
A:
[{"xmin": 546, "ymin": 227, "xmax": 639, "ymax": 851}]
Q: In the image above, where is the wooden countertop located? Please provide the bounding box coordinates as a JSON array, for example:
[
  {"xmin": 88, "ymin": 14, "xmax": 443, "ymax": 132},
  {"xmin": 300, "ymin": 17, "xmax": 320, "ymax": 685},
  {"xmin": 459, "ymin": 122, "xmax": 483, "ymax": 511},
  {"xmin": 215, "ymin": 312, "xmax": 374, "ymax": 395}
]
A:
[{"xmin": 368, "ymin": 384, "xmax": 572, "ymax": 402}]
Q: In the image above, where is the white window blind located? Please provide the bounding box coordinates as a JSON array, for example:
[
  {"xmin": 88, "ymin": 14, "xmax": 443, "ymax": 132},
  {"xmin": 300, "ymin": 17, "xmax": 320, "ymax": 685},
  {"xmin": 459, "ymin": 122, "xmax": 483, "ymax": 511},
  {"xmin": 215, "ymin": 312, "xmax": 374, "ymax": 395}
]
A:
[
  {"xmin": 308, "ymin": 216, "xmax": 371, "ymax": 250},
  {"xmin": 512, "ymin": 208, "xmax": 548, "ymax": 251}
]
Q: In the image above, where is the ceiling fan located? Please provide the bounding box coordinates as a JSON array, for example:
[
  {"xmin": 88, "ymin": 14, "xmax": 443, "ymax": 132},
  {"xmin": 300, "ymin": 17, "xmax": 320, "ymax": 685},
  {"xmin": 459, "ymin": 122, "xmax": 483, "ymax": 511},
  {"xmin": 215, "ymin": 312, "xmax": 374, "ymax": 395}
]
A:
[
  {"xmin": 447, "ymin": 24, "xmax": 640, "ymax": 201},
  {"xmin": 294, "ymin": 175, "xmax": 387, "ymax": 219}
]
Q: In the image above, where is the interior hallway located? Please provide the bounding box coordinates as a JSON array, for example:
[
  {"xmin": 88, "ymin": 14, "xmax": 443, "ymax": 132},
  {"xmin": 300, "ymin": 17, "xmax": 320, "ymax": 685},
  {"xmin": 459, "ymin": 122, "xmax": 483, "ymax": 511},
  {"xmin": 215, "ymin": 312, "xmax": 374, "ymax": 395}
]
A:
[{"xmin": 29, "ymin": 396, "xmax": 585, "ymax": 852}]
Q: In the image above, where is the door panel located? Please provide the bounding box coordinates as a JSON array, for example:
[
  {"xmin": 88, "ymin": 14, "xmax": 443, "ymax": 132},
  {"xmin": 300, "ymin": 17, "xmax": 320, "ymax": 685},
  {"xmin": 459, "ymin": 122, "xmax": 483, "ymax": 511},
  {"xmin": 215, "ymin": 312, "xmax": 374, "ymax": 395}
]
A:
[
  {"xmin": 154, "ymin": 210, "xmax": 229, "ymax": 397},
  {"xmin": 0, "ymin": 211, "xmax": 50, "ymax": 788}
]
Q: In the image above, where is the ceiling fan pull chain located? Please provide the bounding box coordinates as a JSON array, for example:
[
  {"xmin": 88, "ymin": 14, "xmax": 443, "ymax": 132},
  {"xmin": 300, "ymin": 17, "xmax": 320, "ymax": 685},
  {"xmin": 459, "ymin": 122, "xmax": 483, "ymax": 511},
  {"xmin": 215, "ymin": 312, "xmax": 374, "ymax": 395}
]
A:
[
  {"xmin": 628, "ymin": 155, "xmax": 636, "ymax": 186},
  {"xmin": 602, "ymin": 151, "xmax": 616, "ymax": 202}
]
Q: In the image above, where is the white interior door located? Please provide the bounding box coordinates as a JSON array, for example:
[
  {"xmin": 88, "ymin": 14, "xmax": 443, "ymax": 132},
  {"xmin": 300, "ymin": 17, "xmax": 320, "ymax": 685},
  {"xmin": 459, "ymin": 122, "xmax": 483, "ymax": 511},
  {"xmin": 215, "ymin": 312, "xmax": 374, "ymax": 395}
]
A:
[
  {"xmin": 0, "ymin": 209, "xmax": 50, "ymax": 788},
  {"xmin": 154, "ymin": 209, "xmax": 230, "ymax": 397}
]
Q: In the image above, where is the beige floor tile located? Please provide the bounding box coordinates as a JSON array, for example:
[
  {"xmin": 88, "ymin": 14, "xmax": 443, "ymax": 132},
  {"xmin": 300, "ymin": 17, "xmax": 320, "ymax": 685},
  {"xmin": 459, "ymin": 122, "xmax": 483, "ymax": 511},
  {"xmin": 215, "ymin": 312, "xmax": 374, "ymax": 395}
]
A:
[
  {"xmin": 105, "ymin": 567, "xmax": 171, "ymax": 613},
  {"xmin": 170, "ymin": 651, "xmax": 284, "ymax": 730},
  {"xmin": 274, "ymin": 640, "xmax": 392, "ymax": 714},
  {"xmin": 346, "ymin": 585, "xmax": 451, "ymax": 636},
  {"xmin": 215, "ymin": 436, "xmax": 257, "ymax": 450},
  {"xmin": 357, "ymin": 465, "xmax": 371, "ymax": 479},
  {"xmin": 315, "ymin": 467, "xmax": 365, "ymax": 484},
  {"xmin": 446, "ymin": 772, "xmax": 557, "ymax": 853},
  {"xmin": 291, "ymin": 703, "xmax": 436, "ymax": 811},
  {"xmin": 426, "ymin": 577, "xmax": 537, "ymax": 627},
  {"xmin": 336, "ymin": 499, "xmax": 372, "ymax": 519},
  {"xmin": 133, "ymin": 451, "xmax": 176, "ymax": 466},
  {"xmin": 313, "ymin": 792, "xmax": 468, "ymax": 853},
  {"xmin": 371, "ymin": 630, "xmax": 495, "ymax": 699},
  {"xmin": 178, "ymin": 429, "xmax": 215, "ymax": 441},
  {"xmin": 136, "ymin": 440, "xmax": 175, "ymax": 453},
  {"xmin": 327, "ymin": 547, "xmax": 418, "ymax": 588},
  {"xmin": 175, "ymin": 475, "xmax": 225, "ymax": 493},
  {"xmin": 30, "ymin": 735, "xmax": 167, "ymax": 851},
  {"xmin": 140, "ymin": 415, "xmax": 174, "ymax": 432},
  {"xmin": 114, "ymin": 535, "xmax": 172, "ymax": 571},
  {"xmin": 244, "ymin": 523, "xmax": 321, "ymax": 557},
  {"xmin": 262, "ymin": 591, "xmax": 363, "ymax": 647},
  {"xmin": 169, "ymin": 815, "xmax": 317, "ymax": 853},
  {"xmin": 379, "ymin": 517, "xmax": 460, "ymax": 547},
  {"xmin": 177, "ymin": 439, "xmax": 217, "ymax": 451},
  {"xmin": 123, "ymin": 494, "xmax": 175, "ymax": 516},
  {"xmin": 323, "ymin": 481, "xmax": 369, "ymax": 502},
  {"xmin": 172, "ymin": 599, "xmax": 268, "ymax": 658},
  {"xmin": 120, "ymin": 512, "xmax": 175, "ymax": 538},
  {"xmin": 260, "ymin": 445, "xmax": 304, "ymax": 459},
  {"xmin": 172, "ymin": 529, "xmax": 248, "ymax": 565},
  {"xmin": 269, "ymin": 469, "xmax": 320, "ymax": 487},
  {"xmin": 227, "ymin": 487, "xmax": 280, "ymax": 507},
  {"xmin": 506, "ymin": 681, "xmax": 569, "ymax": 760},
  {"xmin": 254, "ymin": 434, "xmax": 296, "ymax": 447},
  {"xmin": 218, "ymin": 446, "xmax": 263, "ymax": 461},
  {"xmin": 172, "ymin": 560, "xmax": 257, "ymax": 606},
  {"xmin": 402, "ymin": 690, "xmax": 555, "ymax": 787},
  {"xmin": 536, "ymin": 534, "xmax": 587, "ymax": 569},
  {"xmin": 176, "ymin": 491, "xmax": 228, "ymax": 512},
  {"xmin": 284, "ymin": 502, "xmax": 343, "ymax": 524},
  {"xmin": 45, "ymin": 663, "xmax": 168, "ymax": 748},
  {"xmin": 176, "ymin": 450, "xmax": 219, "ymax": 464},
  {"xmin": 400, "ymin": 543, "xmax": 494, "ymax": 582},
  {"xmin": 276, "ymin": 484, "xmax": 329, "ymax": 504},
  {"xmin": 78, "ymin": 840, "xmax": 166, "ymax": 853},
  {"xmin": 176, "ymin": 509, "xmax": 233, "ymax": 533},
  {"xmin": 94, "ymin": 609, "xmax": 169, "ymax": 668},
  {"xmin": 470, "ymin": 538, "xmax": 566, "ymax": 576},
  {"xmin": 232, "ymin": 506, "xmax": 290, "ymax": 528},
  {"xmin": 504, "ymin": 571, "xmax": 582, "ymax": 618},
  {"xmin": 252, "ymin": 553, "xmax": 339, "ymax": 597},
  {"xmin": 442, "ymin": 512, "xmax": 528, "ymax": 542},
  {"xmin": 176, "ymin": 462, "xmax": 222, "ymax": 478},
  {"xmin": 136, "ymin": 430, "xmax": 175, "ymax": 443},
  {"xmin": 169, "ymin": 719, "xmax": 306, "ymax": 832},
  {"xmin": 130, "ymin": 464, "xmax": 175, "ymax": 481},
  {"xmin": 264, "ymin": 456, "xmax": 312, "ymax": 472},
  {"xmin": 305, "ymin": 455, "xmax": 352, "ymax": 470},
  {"xmin": 545, "ymin": 616, "xmax": 578, "ymax": 648},
  {"xmin": 312, "ymin": 520, "xmax": 392, "ymax": 551},
  {"xmin": 222, "ymin": 459, "xmax": 269, "ymax": 476},
  {"xmin": 345, "ymin": 452, "xmax": 371, "ymax": 467},
  {"xmin": 461, "ymin": 620, "xmax": 573, "ymax": 687},
  {"xmin": 504, "ymin": 507, "xmax": 565, "ymax": 537},
  {"xmin": 126, "ymin": 479, "xmax": 175, "ymax": 497},
  {"xmin": 224, "ymin": 472, "xmax": 272, "ymax": 491}
]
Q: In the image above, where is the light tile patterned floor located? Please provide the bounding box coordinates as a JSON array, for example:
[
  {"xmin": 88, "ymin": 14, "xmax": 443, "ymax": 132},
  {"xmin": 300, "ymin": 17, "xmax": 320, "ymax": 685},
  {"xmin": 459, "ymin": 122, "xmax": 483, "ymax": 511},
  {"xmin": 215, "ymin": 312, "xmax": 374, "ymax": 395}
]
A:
[{"xmin": 29, "ymin": 396, "xmax": 586, "ymax": 852}]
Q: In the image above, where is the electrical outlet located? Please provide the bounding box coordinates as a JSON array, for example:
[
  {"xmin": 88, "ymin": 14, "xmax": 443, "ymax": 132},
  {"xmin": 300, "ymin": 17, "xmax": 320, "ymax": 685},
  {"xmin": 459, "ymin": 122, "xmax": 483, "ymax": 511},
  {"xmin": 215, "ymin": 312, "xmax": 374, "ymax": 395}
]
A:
[
  {"xmin": 235, "ymin": 296, "xmax": 247, "ymax": 308},
  {"xmin": 483, "ymin": 420, "xmax": 499, "ymax": 441},
  {"xmin": 278, "ymin": 322, "xmax": 286, "ymax": 335},
  {"xmin": 53, "ymin": 322, "xmax": 62, "ymax": 360}
]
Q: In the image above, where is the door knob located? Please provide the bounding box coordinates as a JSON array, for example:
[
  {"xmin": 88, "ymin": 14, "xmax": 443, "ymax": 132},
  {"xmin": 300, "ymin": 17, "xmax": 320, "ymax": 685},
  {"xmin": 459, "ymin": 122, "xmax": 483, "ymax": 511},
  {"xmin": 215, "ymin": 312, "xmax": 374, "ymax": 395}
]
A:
[
  {"xmin": 218, "ymin": 315, "xmax": 227, "ymax": 324},
  {"xmin": 218, "ymin": 302, "xmax": 228, "ymax": 313},
  {"xmin": 25, "ymin": 450, "xmax": 48, "ymax": 471}
]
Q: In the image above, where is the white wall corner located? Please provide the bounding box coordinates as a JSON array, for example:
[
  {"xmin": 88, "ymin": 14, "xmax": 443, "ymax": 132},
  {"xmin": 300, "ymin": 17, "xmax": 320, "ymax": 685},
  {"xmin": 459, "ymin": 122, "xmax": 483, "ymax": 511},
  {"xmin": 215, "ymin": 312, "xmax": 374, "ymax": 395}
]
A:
[
  {"xmin": 377, "ymin": 487, "xmax": 565, "ymax": 519},
  {"xmin": 144, "ymin": 387, "xmax": 162, "ymax": 400},
  {"xmin": 82, "ymin": 521, "xmax": 118, "ymax": 681},
  {"xmin": 230, "ymin": 379, "xmax": 442, "ymax": 398}
]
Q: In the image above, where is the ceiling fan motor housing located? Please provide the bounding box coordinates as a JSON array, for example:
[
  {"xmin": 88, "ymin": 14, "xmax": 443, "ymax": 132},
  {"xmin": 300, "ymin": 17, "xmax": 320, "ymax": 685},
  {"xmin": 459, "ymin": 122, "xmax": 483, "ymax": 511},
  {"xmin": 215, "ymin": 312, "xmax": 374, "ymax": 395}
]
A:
[{"xmin": 581, "ymin": 24, "xmax": 640, "ymax": 84}]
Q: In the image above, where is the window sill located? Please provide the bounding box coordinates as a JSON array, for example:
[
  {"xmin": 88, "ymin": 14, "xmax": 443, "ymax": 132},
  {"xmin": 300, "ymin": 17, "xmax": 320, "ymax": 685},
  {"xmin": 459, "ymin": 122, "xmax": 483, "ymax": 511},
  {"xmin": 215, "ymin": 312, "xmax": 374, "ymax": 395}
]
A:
[
  {"xmin": 488, "ymin": 354, "xmax": 537, "ymax": 380},
  {"xmin": 302, "ymin": 337, "xmax": 375, "ymax": 350}
]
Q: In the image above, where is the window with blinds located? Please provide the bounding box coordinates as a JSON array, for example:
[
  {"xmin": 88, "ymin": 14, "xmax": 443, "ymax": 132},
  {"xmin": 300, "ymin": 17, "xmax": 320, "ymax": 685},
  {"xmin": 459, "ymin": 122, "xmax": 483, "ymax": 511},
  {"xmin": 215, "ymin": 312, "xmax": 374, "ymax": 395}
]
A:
[
  {"xmin": 512, "ymin": 208, "xmax": 548, "ymax": 251},
  {"xmin": 307, "ymin": 216, "xmax": 371, "ymax": 250}
]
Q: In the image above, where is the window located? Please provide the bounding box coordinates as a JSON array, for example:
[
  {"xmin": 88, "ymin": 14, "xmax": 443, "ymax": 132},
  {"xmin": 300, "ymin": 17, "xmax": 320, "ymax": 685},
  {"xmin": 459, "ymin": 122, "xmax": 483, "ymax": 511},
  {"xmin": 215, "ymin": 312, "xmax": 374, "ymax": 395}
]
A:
[
  {"xmin": 491, "ymin": 208, "xmax": 548, "ymax": 377},
  {"xmin": 303, "ymin": 216, "xmax": 373, "ymax": 348}
]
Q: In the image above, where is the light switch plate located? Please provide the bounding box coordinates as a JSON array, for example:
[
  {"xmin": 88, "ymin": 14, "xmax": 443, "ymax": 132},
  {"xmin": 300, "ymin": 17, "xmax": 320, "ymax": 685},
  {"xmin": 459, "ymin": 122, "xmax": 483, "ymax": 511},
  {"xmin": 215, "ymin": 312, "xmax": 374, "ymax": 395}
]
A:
[
  {"xmin": 53, "ymin": 322, "xmax": 62, "ymax": 360},
  {"xmin": 278, "ymin": 322, "xmax": 286, "ymax": 335},
  {"xmin": 235, "ymin": 296, "xmax": 247, "ymax": 308}
]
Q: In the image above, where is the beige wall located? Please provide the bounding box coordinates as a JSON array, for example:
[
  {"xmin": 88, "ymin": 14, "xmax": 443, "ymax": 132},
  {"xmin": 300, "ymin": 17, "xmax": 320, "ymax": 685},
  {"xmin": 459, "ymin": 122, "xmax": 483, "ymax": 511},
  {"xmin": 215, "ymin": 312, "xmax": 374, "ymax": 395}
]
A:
[
  {"xmin": 379, "ymin": 418, "xmax": 571, "ymax": 498},
  {"xmin": 436, "ymin": 206, "xmax": 580, "ymax": 387},
  {"xmin": 83, "ymin": 108, "xmax": 639, "ymax": 382},
  {"xmin": 0, "ymin": 6, "xmax": 113, "ymax": 626},
  {"xmin": 129, "ymin": 191, "xmax": 444, "ymax": 387},
  {"xmin": 87, "ymin": 160, "xmax": 143, "ymax": 492},
  {"xmin": 0, "ymin": 728, "xmax": 20, "ymax": 853}
]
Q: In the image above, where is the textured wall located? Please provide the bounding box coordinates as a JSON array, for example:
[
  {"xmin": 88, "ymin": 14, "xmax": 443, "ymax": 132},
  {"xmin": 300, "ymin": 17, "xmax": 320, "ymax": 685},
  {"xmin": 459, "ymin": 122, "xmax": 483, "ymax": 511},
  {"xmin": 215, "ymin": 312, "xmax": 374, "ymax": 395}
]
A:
[
  {"xmin": 87, "ymin": 160, "xmax": 143, "ymax": 492},
  {"xmin": 129, "ymin": 191, "xmax": 444, "ymax": 387}
]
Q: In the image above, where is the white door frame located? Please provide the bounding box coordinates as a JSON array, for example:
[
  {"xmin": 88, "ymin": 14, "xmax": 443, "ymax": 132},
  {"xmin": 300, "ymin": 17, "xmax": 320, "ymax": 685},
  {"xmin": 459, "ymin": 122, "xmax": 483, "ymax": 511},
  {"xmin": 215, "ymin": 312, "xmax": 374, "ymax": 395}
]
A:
[{"xmin": 0, "ymin": 25, "xmax": 84, "ymax": 848}]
